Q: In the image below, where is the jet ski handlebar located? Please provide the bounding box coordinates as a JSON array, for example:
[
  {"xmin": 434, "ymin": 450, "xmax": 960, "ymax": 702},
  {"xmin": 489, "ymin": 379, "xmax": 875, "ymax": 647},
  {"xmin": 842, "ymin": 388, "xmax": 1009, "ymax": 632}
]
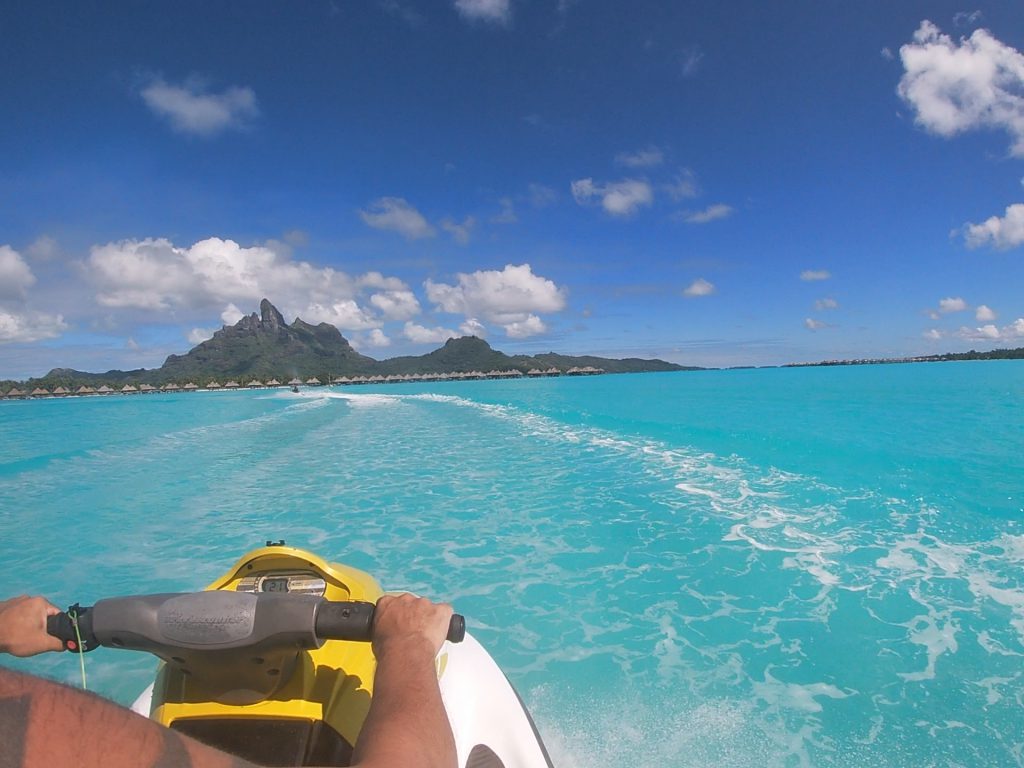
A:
[{"xmin": 46, "ymin": 592, "xmax": 466, "ymax": 655}]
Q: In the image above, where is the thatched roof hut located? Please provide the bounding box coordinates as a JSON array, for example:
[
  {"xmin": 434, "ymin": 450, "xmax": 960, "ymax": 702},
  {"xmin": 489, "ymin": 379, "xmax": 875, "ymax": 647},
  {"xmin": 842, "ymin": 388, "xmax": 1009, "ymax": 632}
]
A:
[
  {"xmin": 266, "ymin": 379, "xmax": 281, "ymax": 387},
  {"xmin": 288, "ymin": 378, "xmax": 302, "ymax": 386},
  {"xmin": 6, "ymin": 387, "xmax": 26, "ymax": 398},
  {"xmin": 248, "ymin": 380, "xmax": 264, "ymax": 388},
  {"xmin": 96, "ymin": 385, "xmax": 114, "ymax": 394},
  {"xmin": 121, "ymin": 384, "xmax": 138, "ymax": 393},
  {"xmin": 183, "ymin": 383, "xmax": 198, "ymax": 391},
  {"xmin": 30, "ymin": 387, "xmax": 50, "ymax": 397},
  {"xmin": 206, "ymin": 381, "xmax": 222, "ymax": 389},
  {"xmin": 52, "ymin": 386, "xmax": 70, "ymax": 396},
  {"xmin": 305, "ymin": 377, "xmax": 322, "ymax": 386},
  {"xmin": 139, "ymin": 384, "xmax": 156, "ymax": 393},
  {"xmin": 224, "ymin": 381, "xmax": 239, "ymax": 389},
  {"xmin": 163, "ymin": 383, "xmax": 181, "ymax": 391},
  {"xmin": 76, "ymin": 385, "xmax": 95, "ymax": 395}
]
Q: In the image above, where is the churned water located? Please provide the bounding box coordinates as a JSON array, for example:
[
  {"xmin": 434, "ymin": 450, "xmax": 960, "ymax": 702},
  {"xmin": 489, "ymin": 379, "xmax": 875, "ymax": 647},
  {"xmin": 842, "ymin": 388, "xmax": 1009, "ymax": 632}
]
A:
[{"xmin": 1, "ymin": 362, "xmax": 1022, "ymax": 767}]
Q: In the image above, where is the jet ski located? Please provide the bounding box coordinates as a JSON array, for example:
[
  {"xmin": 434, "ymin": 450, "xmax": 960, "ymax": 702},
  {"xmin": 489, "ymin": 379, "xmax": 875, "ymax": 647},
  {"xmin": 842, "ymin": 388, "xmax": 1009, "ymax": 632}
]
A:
[{"xmin": 46, "ymin": 541, "xmax": 553, "ymax": 767}]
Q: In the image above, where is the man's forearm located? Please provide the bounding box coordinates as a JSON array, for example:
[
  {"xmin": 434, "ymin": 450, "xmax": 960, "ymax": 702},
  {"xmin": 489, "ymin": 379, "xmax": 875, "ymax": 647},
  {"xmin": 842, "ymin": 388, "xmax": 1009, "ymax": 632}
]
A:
[
  {"xmin": 0, "ymin": 666, "xmax": 254, "ymax": 768},
  {"xmin": 351, "ymin": 643, "xmax": 457, "ymax": 768}
]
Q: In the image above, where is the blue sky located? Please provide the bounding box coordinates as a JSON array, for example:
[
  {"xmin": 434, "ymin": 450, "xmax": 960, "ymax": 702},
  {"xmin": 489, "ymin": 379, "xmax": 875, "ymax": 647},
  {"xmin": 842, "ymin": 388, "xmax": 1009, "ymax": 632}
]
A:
[{"xmin": 2, "ymin": 1, "xmax": 1023, "ymax": 378}]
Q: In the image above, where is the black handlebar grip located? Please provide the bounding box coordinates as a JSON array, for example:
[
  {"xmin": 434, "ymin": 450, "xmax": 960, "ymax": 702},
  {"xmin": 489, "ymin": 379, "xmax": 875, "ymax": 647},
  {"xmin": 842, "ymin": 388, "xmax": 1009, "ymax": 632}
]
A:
[
  {"xmin": 314, "ymin": 600, "xmax": 466, "ymax": 644},
  {"xmin": 45, "ymin": 605, "xmax": 98, "ymax": 652},
  {"xmin": 314, "ymin": 600, "xmax": 376, "ymax": 642},
  {"xmin": 447, "ymin": 614, "xmax": 466, "ymax": 643}
]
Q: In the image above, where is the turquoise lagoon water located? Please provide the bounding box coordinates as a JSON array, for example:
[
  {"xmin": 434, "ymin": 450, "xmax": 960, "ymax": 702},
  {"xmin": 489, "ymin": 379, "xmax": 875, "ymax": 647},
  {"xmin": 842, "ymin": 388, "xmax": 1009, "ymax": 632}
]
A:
[{"xmin": 1, "ymin": 361, "xmax": 1023, "ymax": 767}]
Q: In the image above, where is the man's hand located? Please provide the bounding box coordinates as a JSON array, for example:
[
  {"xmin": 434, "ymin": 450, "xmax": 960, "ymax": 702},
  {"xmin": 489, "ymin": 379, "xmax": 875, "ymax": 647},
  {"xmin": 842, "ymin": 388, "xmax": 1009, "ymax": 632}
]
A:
[
  {"xmin": 0, "ymin": 595, "xmax": 64, "ymax": 657},
  {"xmin": 371, "ymin": 593, "xmax": 453, "ymax": 663}
]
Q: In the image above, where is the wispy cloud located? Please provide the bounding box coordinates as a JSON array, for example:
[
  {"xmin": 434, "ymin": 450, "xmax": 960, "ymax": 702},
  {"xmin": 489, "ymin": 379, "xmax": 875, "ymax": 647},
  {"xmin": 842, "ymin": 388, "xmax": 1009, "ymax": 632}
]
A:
[
  {"xmin": 440, "ymin": 215, "xmax": 476, "ymax": 245},
  {"xmin": 359, "ymin": 197, "xmax": 436, "ymax": 240},
  {"xmin": 571, "ymin": 177, "xmax": 654, "ymax": 217},
  {"xmin": 682, "ymin": 203, "xmax": 733, "ymax": 224},
  {"xmin": 679, "ymin": 46, "xmax": 704, "ymax": 77},
  {"xmin": 800, "ymin": 269, "xmax": 831, "ymax": 282},
  {"xmin": 814, "ymin": 297, "xmax": 839, "ymax": 311},
  {"xmin": 683, "ymin": 278, "xmax": 715, "ymax": 297},
  {"xmin": 804, "ymin": 317, "xmax": 830, "ymax": 331},
  {"xmin": 140, "ymin": 76, "xmax": 258, "ymax": 137},
  {"xmin": 453, "ymin": 0, "xmax": 510, "ymax": 25},
  {"xmin": 615, "ymin": 146, "xmax": 664, "ymax": 168},
  {"xmin": 663, "ymin": 169, "xmax": 700, "ymax": 201}
]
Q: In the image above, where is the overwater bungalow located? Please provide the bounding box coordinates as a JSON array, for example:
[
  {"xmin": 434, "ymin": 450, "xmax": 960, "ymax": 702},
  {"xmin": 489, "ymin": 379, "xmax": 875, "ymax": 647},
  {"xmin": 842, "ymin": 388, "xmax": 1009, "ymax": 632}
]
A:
[
  {"xmin": 121, "ymin": 384, "xmax": 138, "ymax": 394},
  {"xmin": 96, "ymin": 385, "xmax": 114, "ymax": 394},
  {"xmin": 305, "ymin": 377, "xmax": 322, "ymax": 386},
  {"xmin": 266, "ymin": 379, "xmax": 281, "ymax": 387},
  {"xmin": 6, "ymin": 387, "xmax": 26, "ymax": 398},
  {"xmin": 139, "ymin": 384, "xmax": 156, "ymax": 393},
  {"xmin": 248, "ymin": 380, "xmax": 264, "ymax": 388},
  {"xmin": 163, "ymin": 383, "xmax": 181, "ymax": 392},
  {"xmin": 52, "ymin": 386, "xmax": 70, "ymax": 396},
  {"xmin": 75, "ymin": 385, "xmax": 96, "ymax": 395},
  {"xmin": 206, "ymin": 381, "xmax": 222, "ymax": 390},
  {"xmin": 224, "ymin": 381, "xmax": 240, "ymax": 389},
  {"xmin": 288, "ymin": 378, "xmax": 302, "ymax": 386},
  {"xmin": 183, "ymin": 383, "xmax": 198, "ymax": 391},
  {"xmin": 30, "ymin": 387, "xmax": 50, "ymax": 397}
]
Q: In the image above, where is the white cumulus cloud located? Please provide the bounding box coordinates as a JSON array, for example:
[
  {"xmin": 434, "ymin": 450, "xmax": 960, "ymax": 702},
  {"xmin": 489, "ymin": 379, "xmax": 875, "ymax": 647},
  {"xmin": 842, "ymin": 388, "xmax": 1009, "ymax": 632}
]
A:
[
  {"xmin": 188, "ymin": 327, "xmax": 215, "ymax": 345},
  {"xmin": 425, "ymin": 263, "xmax": 566, "ymax": 338},
  {"xmin": 957, "ymin": 317, "xmax": 1024, "ymax": 341},
  {"xmin": 454, "ymin": 0, "xmax": 510, "ymax": 24},
  {"xmin": 683, "ymin": 204, "xmax": 734, "ymax": 224},
  {"xmin": 301, "ymin": 300, "xmax": 380, "ymax": 331},
  {"xmin": 403, "ymin": 322, "xmax": 458, "ymax": 344},
  {"xmin": 897, "ymin": 21, "xmax": 1024, "ymax": 157},
  {"xmin": 505, "ymin": 314, "xmax": 546, "ymax": 338},
  {"xmin": 800, "ymin": 269, "xmax": 831, "ymax": 281},
  {"xmin": 367, "ymin": 328, "xmax": 391, "ymax": 347},
  {"xmin": 459, "ymin": 318, "xmax": 487, "ymax": 337},
  {"xmin": 571, "ymin": 177, "xmax": 654, "ymax": 217},
  {"xmin": 140, "ymin": 77, "xmax": 258, "ymax": 137},
  {"xmin": 683, "ymin": 278, "xmax": 716, "ymax": 297},
  {"xmin": 938, "ymin": 296, "xmax": 968, "ymax": 313},
  {"xmin": 359, "ymin": 197, "xmax": 436, "ymax": 240},
  {"xmin": 976, "ymin": 304, "xmax": 996, "ymax": 321},
  {"xmin": 369, "ymin": 290, "xmax": 421, "ymax": 321},
  {"xmin": 221, "ymin": 303, "xmax": 245, "ymax": 325},
  {"xmin": 0, "ymin": 245, "xmax": 36, "ymax": 301},
  {"xmin": 962, "ymin": 203, "xmax": 1024, "ymax": 250},
  {"xmin": 84, "ymin": 236, "xmax": 412, "ymax": 332},
  {"xmin": 923, "ymin": 328, "xmax": 944, "ymax": 340},
  {"xmin": 0, "ymin": 309, "xmax": 67, "ymax": 344}
]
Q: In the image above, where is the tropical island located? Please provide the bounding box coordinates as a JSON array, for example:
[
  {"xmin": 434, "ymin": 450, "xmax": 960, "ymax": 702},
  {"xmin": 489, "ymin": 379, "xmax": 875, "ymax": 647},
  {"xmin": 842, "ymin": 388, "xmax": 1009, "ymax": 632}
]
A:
[{"xmin": 0, "ymin": 299, "xmax": 698, "ymax": 397}]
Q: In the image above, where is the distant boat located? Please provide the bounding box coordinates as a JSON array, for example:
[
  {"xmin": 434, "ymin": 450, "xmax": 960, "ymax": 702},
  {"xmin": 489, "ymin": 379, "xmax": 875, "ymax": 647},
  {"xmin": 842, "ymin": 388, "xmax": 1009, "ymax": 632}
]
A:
[{"xmin": 291, "ymin": 385, "xmax": 300, "ymax": 393}]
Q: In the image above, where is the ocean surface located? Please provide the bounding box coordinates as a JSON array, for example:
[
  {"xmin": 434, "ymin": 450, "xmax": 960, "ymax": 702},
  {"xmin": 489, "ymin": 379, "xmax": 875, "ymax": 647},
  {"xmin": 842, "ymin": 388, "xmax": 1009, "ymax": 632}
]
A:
[{"xmin": 1, "ymin": 361, "xmax": 1022, "ymax": 767}]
